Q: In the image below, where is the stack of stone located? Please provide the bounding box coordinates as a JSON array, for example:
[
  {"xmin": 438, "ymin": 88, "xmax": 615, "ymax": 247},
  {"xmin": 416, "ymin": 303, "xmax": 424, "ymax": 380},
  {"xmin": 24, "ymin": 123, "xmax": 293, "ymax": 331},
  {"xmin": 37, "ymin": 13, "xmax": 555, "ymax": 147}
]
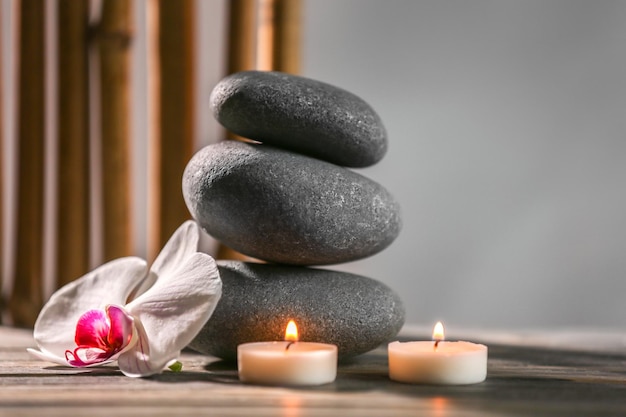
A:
[{"xmin": 184, "ymin": 71, "xmax": 404, "ymax": 361}]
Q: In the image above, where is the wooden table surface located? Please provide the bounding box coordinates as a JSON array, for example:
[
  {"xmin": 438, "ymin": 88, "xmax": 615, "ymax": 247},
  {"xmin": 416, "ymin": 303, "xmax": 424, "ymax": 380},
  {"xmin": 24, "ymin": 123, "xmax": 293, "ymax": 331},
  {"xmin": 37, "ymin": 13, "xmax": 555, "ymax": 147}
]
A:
[{"xmin": 1, "ymin": 325, "xmax": 625, "ymax": 416}]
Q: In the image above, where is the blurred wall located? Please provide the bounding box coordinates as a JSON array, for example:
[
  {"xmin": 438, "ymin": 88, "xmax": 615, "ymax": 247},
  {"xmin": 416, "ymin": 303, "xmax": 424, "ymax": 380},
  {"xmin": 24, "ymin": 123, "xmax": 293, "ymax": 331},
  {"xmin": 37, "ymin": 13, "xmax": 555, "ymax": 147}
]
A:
[
  {"xmin": 302, "ymin": 0, "xmax": 626, "ymax": 328},
  {"xmin": 2, "ymin": 0, "xmax": 625, "ymax": 329}
]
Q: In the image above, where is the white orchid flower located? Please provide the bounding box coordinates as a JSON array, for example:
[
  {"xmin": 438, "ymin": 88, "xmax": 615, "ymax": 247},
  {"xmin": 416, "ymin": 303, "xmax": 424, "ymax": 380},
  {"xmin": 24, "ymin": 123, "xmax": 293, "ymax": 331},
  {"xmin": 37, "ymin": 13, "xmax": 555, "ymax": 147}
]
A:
[{"xmin": 27, "ymin": 220, "xmax": 221, "ymax": 377}]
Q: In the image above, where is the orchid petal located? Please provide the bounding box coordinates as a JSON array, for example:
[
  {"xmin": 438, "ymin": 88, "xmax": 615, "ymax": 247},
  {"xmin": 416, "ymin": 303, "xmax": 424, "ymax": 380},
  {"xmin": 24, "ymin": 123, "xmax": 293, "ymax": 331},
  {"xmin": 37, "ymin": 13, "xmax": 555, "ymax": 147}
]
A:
[
  {"xmin": 119, "ymin": 253, "xmax": 221, "ymax": 377},
  {"xmin": 66, "ymin": 346, "xmax": 110, "ymax": 366},
  {"xmin": 27, "ymin": 347, "xmax": 71, "ymax": 366},
  {"xmin": 27, "ymin": 346, "xmax": 116, "ymax": 368},
  {"xmin": 106, "ymin": 305, "xmax": 135, "ymax": 351},
  {"xmin": 150, "ymin": 220, "xmax": 201, "ymax": 282},
  {"xmin": 74, "ymin": 310, "xmax": 109, "ymax": 350},
  {"xmin": 129, "ymin": 221, "xmax": 200, "ymax": 300},
  {"xmin": 32, "ymin": 257, "xmax": 149, "ymax": 362},
  {"xmin": 66, "ymin": 305, "xmax": 136, "ymax": 367},
  {"xmin": 115, "ymin": 319, "xmax": 153, "ymax": 377}
]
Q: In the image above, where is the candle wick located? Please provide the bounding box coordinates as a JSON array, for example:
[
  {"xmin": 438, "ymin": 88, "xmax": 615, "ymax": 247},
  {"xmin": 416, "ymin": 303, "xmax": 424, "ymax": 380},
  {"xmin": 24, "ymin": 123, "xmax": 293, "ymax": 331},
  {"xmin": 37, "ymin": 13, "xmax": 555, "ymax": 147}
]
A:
[
  {"xmin": 434, "ymin": 340, "xmax": 440, "ymax": 350},
  {"xmin": 285, "ymin": 341, "xmax": 296, "ymax": 351}
]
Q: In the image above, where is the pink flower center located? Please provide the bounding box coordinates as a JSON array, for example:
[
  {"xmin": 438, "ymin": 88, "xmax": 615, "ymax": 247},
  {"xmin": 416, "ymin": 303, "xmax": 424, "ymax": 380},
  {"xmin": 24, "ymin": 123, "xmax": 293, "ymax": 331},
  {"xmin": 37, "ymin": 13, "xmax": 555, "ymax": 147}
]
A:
[{"xmin": 65, "ymin": 305, "xmax": 135, "ymax": 367}]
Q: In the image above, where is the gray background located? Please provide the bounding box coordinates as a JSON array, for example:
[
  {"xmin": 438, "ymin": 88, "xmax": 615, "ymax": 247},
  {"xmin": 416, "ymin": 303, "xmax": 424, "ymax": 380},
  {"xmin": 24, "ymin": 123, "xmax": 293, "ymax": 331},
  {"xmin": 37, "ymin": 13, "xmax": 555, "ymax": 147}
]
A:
[
  {"xmin": 2, "ymin": 0, "xmax": 625, "ymax": 329},
  {"xmin": 302, "ymin": 0, "xmax": 626, "ymax": 329}
]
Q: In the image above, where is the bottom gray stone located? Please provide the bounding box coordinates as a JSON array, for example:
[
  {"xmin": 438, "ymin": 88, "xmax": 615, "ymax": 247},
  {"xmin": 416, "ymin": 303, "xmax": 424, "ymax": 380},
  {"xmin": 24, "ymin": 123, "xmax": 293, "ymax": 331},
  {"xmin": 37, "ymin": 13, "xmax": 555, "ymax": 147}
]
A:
[{"xmin": 189, "ymin": 261, "xmax": 405, "ymax": 361}]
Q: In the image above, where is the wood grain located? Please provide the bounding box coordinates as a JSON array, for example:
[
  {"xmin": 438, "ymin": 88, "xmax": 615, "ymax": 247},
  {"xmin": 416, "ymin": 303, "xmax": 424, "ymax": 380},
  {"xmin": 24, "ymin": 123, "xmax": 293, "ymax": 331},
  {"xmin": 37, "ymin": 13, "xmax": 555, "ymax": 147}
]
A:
[
  {"xmin": 56, "ymin": 0, "xmax": 91, "ymax": 287},
  {"xmin": 98, "ymin": 0, "xmax": 133, "ymax": 262},
  {"xmin": 2, "ymin": 326, "xmax": 626, "ymax": 416},
  {"xmin": 11, "ymin": 0, "xmax": 46, "ymax": 328},
  {"xmin": 150, "ymin": 0, "xmax": 195, "ymax": 257}
]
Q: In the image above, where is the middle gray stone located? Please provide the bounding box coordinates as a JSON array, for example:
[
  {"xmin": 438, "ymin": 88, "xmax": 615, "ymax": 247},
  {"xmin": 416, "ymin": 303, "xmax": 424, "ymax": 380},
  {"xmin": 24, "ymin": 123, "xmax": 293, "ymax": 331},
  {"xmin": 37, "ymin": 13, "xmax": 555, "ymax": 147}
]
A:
[{"xmin": 183, "ymin": 140, "xmax": 402, "ymax": 266}]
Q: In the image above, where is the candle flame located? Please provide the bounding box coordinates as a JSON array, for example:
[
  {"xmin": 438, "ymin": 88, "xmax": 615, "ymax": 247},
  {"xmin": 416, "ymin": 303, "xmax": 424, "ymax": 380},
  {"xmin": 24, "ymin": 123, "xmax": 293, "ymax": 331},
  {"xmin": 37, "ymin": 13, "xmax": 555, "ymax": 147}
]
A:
[
  {"xmin": 433, "ymin": 321, "xmax": 445, "ymax": 342},
  {"xmin": 285, "ymin": 320, "xmax": 299, "ymax": 342}
]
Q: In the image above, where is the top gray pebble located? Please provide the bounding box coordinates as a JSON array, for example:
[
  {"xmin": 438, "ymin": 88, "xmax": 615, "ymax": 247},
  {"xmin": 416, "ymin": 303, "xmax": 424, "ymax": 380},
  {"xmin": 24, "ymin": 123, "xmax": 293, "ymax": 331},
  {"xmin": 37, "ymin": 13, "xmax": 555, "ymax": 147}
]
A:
[{"xmin": 210, "ymin": 71, "xmax": 388, "ymax": 167}]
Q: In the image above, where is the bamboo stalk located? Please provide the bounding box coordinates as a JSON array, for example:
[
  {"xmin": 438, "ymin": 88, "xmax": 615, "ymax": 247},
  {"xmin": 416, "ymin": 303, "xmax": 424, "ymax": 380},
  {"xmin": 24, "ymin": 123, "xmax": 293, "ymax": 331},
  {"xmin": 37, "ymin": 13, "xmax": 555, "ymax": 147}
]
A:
[
  {"xmin": 11, "ymin": 0, "xmax": 46, "ymax": 327},
  {"xmin": 145, "ymin": 0, "xmax": 160, "ymax": 260},
  {"xmin": 257, "ymin": 0, "xmax": 301, "ymax": 73},
  {"xmin": 98, "ymin": 0, "xmax": 133, "ymax": 262},
  {"xmin": 256, "ymin": 0, "xmax": 274, "ymax": 71},
  {"xmin": 227, "ymin": 0, "xmax": 257, "ymax": 74},
  {"xmin": 271, "ymin": 0, "xmax": 301, "ymax": 74},
  {"xmin": 56, "ymin": 0, "xmax": 90, "ymax": 287},
  {"xmin": 0, "ymin": 2, "xmax": 4, "ymax": 323},
  {"xmin": 150, "ymin": 0, "xmax": 195, "ymax": 256}
]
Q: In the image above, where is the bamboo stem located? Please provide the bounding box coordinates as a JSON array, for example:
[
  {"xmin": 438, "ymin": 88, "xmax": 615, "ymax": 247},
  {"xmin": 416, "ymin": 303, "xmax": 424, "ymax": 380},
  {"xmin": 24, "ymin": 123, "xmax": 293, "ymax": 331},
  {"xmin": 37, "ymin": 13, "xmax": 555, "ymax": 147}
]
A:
[
  {"xmin": 256, "ymin": 0, "xmax": 274, "ymax": 71},
  {"xmin": 0, "ymin": 2, "xmax": 4, "ymax": 323},
  {"xmin": 98, "ymin": 0, "xmax": 133, "ymax": 262},
  {"xmin": 56, "ymin": 0, "xmax": 91, "ymax": 287},
  {"xmin": 271, "ymin": 0, "xmax": 301, "ymax": 74},
  {"xmin": 256, "ymin": 0, "xmax": 301, "ymax": 73},
  {"xmin": 150, "ymin": 0, "xmax": 195, "ymax": 257},
  {"xmin": 227, "ymin": 0, "xmax": 257, "ymax": 74},
  {"xmin": 11, "ymin": 0, "xmax": 46, "ymax": 327},
  {"xmin": 145, "ymin": 0, "xmax": 160, "ymax": 260}
]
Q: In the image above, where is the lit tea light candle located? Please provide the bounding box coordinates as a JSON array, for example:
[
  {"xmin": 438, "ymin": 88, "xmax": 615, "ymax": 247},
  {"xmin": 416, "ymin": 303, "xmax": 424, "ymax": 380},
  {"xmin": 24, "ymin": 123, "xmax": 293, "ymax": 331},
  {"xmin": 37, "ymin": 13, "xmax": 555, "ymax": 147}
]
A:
[
  {"xmin": 388, "ymin": 321, "xmax": 487, "ymax": 385},
  {"xmin": 237, "ymin": 320, "xmax": 338, "ymax": 386}
]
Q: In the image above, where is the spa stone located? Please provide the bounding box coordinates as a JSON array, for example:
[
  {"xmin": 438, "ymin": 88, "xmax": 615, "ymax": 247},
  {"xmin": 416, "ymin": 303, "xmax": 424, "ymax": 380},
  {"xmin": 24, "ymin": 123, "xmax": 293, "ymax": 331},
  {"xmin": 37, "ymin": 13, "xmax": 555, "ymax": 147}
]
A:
[
  {"xmin": 188, "ymin": 261, "xmax": 406, "ymax": 361},
  {"xmin": 210, "ymin": 71, "xmax": 388, "ymax": 167},
  {"xmin": 182, "ymin": 140, "xmax": 402, "ymax": 266}
]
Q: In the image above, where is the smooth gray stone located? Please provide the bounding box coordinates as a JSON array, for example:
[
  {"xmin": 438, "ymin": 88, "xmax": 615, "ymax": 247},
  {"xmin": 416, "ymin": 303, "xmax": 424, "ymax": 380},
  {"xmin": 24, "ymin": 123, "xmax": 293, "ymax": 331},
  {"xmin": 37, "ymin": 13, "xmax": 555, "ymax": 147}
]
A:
[
  {"xmin": 210, "ymin": 71, "xmax": 388, "ymax": 167},
  {"xmin": 188, "ymin": 261, "xmax": 406, "ymax": 361},
  {"xmin": 183, "ymin": 140, "xmax": 402, "ymax": 266}
]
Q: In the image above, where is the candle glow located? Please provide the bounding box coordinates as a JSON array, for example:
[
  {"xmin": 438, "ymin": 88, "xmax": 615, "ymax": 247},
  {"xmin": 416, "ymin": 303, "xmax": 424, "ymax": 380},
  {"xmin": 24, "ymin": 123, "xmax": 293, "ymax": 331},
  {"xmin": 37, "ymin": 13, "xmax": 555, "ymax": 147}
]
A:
[
  {"xmin": 433, "ymin": 321, "xmax": 444, "ymax": 349},
  {"xmin": 433, "ymin": 322, "xmax": 444, "ymax": 341},
  {"xmin": 285, "ymin": 320, "xmax": 298, "ymax": 342}
]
